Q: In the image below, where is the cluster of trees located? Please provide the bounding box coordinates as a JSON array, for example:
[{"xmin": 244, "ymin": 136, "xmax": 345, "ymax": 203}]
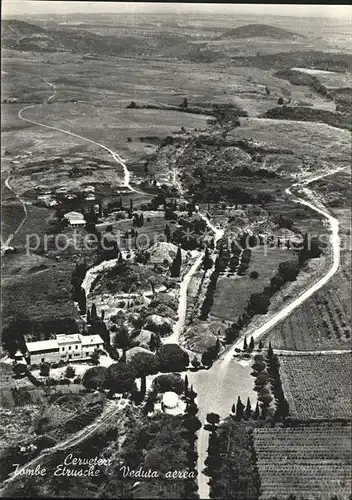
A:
[
  {"xmin": 242, "ymin": 336, "xmax": 257, "ymax": 352},
  {"xmin": 224, "ymin": 258, "xmax": 301, "ymax": 346},
  {"xmin": 266, "ymin": 347, "xmax": 290, "ymax": 421},
  {"xmin": 231, "ymin": 396, "xmax": 258, "ymax": 421},
  {"xmin": 252, "ymin": 351, "xmax": 273, "ymax": 420},
  {"xmin": 86, "ymin": 303, "xmax": 110, "ymax": 344},
  {"xmin": 298, "ymin": 232, "xmax": 323, "ymax": 266},
  {"xmin": 235, "ymin": 344, "xmax": 290, "ymax": 422},
  {"xmin": 182, "ymin": 381, "xmax": 201, "ymax": 499},
  {"xmin": 2, "ymin": 313, "xmax": 30, "ymax": 357},
  {"xmin": 82, "ymin": 343, "xmax": 189, "ymax": 398},
  {"xmin": 201, "ymin": 338, "xmax": 221, "ymax": 368},
  {"xmin": 234, "ymin": 343, "xmax": 277, "ymax": 421},
  {"xmin": 200, "ymin": 269, "xmax": 219, "ymax": 320},
  {"xmin": 202, "ymin": 247, "xmax": 213, "ymax": 271},
  {"xmin": 205, "ymin": 417, "xmax": 262, "ymax": 499},
  {"xmin": 132, "ymin": 213, "xmax": 144, "ymax": 227},
  {"xmin": 189, "ymin": 176, "xmax": 273, "ymax": 205},
  {"xmin": 204, "ymin": 412, "xmax": 222, "ymax": 497},
  {"xmin": 214, "ymin": 246, "xmax": 230, "ymax": 273}
]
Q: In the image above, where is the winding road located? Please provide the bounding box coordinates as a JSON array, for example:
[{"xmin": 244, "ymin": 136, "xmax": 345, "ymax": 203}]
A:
[{"xmin": 18, "ymin": 79, "xmax": 139, "ymax": 193}]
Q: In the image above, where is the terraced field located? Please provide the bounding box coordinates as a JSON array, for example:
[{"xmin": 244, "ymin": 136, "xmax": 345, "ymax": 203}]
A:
[
  {"xmin": 254, "ymin": 422, "xmax": 351, "ymax": 499},
  {"xmin": 280, "ymin": 353, "xmax": 351, "ymax": 420},
  {"xmin": 265, "ymin": 259, "xmax": 351, "ymax": 351}
]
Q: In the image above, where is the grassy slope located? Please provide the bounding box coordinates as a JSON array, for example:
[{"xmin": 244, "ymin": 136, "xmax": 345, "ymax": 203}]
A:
[{"xmin": 211, "ymin": 247, "xmax": 297, "ymax": 322}]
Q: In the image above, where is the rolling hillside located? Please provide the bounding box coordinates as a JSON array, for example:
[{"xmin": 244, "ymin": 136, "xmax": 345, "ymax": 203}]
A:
[
  {"xmin": 220, "ymin": 23, "xmax": 304, "ymax": 40},
  {"xmin": 1, "ymin": 19, "xmax": 221, "ymax": 62}
]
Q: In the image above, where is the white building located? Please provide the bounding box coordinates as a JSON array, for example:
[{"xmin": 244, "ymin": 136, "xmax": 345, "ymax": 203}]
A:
[
  {"xmin": 63, "ymin": 211, "xmax": 86, "ymax": 227},
  {"xmin": 25, "ymin": 334, "xmax": 104, "ymax": 365}
]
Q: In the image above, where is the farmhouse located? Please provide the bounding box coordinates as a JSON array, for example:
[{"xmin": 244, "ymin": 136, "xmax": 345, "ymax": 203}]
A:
[
  {"xmin": 63, "ymin": 211, "xmax": 86, "ymax": 227},
  {"xmin": 25, "ymin": 333, "xmax": 104, "ymax": 365}
]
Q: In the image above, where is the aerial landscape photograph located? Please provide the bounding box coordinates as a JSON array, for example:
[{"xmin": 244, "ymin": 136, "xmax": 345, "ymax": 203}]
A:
[{"xmin": 0, "ymin": 0, "xmax": 351, "ymax": 498}]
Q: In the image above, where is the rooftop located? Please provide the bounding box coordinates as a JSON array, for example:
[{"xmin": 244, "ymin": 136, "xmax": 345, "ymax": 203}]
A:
[
  {"xmin": 26, "ymin": 339, "xmax": 59, "ymax": 353},
  {"xmin": 64, "ymin": 211, "xmax": 85, "ymax": 221},
  {"xmin": 80, "ymin": 334, "xmax": 104, "ymax": 346},
  {"xmin": 56, "ymin": 334, "xmax": 81, "ymax": 344},
  {"xmin": 25, "ymin": 334, "xmax": 104, "ymax": 353}
]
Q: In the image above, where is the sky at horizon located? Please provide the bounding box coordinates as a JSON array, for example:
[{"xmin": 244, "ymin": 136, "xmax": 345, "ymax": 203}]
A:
[{"xmin": 2, "ymin": 1, "xmax": 352, "ymax": 20}]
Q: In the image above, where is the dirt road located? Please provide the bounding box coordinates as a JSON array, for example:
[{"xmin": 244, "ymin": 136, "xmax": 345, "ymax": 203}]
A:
[{"xmin": 18, "ymin": 79, "xmax": 140, "ymax": 193}]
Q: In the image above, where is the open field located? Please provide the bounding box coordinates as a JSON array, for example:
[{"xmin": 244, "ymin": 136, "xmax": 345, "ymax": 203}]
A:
[
  {"xmin": 211, "ymin": 247, "xmax": 297, "ymax": 322},
  {"xmin": 280, "ymin": 353, "xmax": 352, "ymax": 420},
  {"xmin": 233, "ymin": 118, "xmax": 351, "ymax": 172},
  {"xmin": 2, "ymin": 254, "xmax": 79, "ymax": 334},
  {"xmin": 254, "ymin": 422, "xmax": 352, "ymax": 499}
]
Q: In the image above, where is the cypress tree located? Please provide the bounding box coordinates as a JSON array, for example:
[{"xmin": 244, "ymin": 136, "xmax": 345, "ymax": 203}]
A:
[
  {"xmin": 164, "ymin": 224, "xmax": 171, "ymax": 242},
  {"xmin": 185, "ymin": 374, "xmax": 189, "ymax": 392},
  {"xmin": 243, "ymin": 336, "xmax": 248, "ymax": 351},
  {"xmin": 235, "ymin": 396, "xmax": 245, "ymax": 420},
  {"xmin": 249, "ymin": 336, "xmax": 255, "ymax": 351},
  {"xmin": 91, "ymin": 303, "xmax": 97, "ymax": 319},
  {"xmin": 253, "ymin": 402, "xmax": 260, "ymax": 419},
  {"xmin": 203, "ymin": 247, "xmax": 213, "ymax": 271},
  {"xmin": 245, "ymin": 397, "xmax": 252, "ymax": 419},
  {"xmin": 170, "ymin": 247, "xmax": 182, "ymax": 277},
  {"xmin": 267, "ymin": 341, "xmax": 274, "ymax": 359},
  {"xmin": 258, "ymin": 340, "xmax": 263, "ymax": 350},
  {"xmin": 215, "ymin": 338, "xmax": 221, "ymax": 354},
  {"xmin": 130, "ymin": 198, "xmax": 133, "ymax": 210},
  {"xmin": 79, "ymin": 288, "xmax": 86, "ymax": 315}
]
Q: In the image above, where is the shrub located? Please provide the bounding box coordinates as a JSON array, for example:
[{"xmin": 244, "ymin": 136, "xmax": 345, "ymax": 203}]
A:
[
  {"xmin": 82, "ymin": 366, "xmax": 108, "ymax": 390},
  {"xmin": 106, "ymin": 363, "xmax": 136, "ymax": 393},
  {"xmin": 12, "ymin": 363, "xmax": 27, "ymax": 378},
  {"xmin": 46, "ymin": 377, "xmax": 57, "ymax": 387},
  {"xmin": 248, "ymin": 293, "xmax": 271, "ymax": 314},
  {"xmin": 59, "ymin": 378, "xmax": 71, "ymax": 385},
  {"xmin": 157, "ymin": 344, "xmax": 189, "ymax": 373},
  {"xmin": 152, "ymin": 373, "xmax": 184, "ymax": 394},
  {"xmin": 278, "ymin": 261, "xmax": 299, "ymax": 282},
  {"xmin": 65, "ymin": 366, "xmax": 76, "ymax": 379},
  {"xmin": 40, "ymin": 363, "xmax": 50, "ymax": 377},
  {"xmin": 250, "ymin": 271, "xmax": 259, "ymax": 279}
]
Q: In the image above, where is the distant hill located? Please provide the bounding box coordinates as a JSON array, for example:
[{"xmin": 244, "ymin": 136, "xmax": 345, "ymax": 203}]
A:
[
  {"xmin": 220, "ymin": 23, "xmax": 304, "ymax": 40},
  {"xmin": 1, "ymin": 19, "xmax": 141, "ymax": 55},
  {"xmin": 1, "ymin": 19, "xmax": 222, "ymax": 62}
]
